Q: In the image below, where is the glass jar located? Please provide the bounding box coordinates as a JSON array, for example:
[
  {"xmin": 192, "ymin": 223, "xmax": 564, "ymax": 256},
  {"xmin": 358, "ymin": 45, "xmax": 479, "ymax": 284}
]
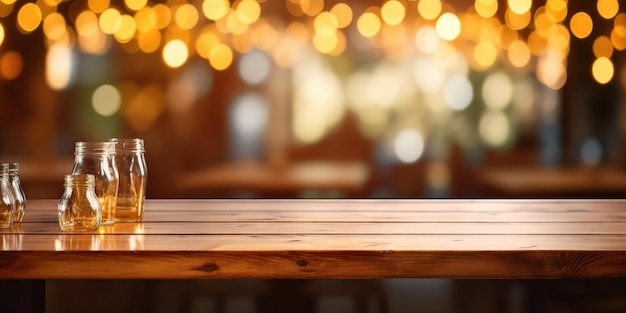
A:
[
  {"xmin": 109, "ymin": 138, "xmax": 147, "ymax": 222},
  {"xmin": 0, "ymin": 163, "xmax": 15, "ymax": 228},
  {"xmin": 58, "ymin": 174, "xmax": 101, "ymax": 231},
  {"xmin": 8, "ymin": 163, "xmax": 26, "ymax": 223},
  {"xmin": 72, "ymin": 142, "xmax": 119, "ymax": 225}
]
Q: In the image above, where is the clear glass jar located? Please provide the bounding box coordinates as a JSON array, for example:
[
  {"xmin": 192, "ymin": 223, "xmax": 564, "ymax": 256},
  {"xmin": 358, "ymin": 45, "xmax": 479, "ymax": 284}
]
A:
[
  {"xmin": 8, "ymin": 163, "xmax": 26, "ymax": 223},
  {"xmin": 72, "ymin": 142, "xmax": 119, "ymax": 225},
  {"xmin": 58, "ymin": 174, "xmax": 101, "ymax": 231},
  {"xmin": 109, "ymin": 138, "xmax": 147, "ymax": 222},
  {"xmin": 0, "ymin": 163, "xmax": 15, "ymax": 228}
]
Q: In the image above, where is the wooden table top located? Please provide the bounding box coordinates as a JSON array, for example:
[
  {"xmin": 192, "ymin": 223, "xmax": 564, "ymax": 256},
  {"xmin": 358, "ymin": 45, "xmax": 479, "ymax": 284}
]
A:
[{"xmin": 2, "ymin": 199, "xmax": 626, "ymax": 279}]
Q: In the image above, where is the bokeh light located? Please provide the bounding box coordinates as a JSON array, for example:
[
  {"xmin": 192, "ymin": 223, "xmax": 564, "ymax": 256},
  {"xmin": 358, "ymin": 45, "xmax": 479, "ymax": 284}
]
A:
[
  {"xmin": 444, "ymin": 75, "xmax": 473, "ymax": 111},
  {"xmin": 592, "ymin": 56, "xmax": 614, "ymax": 84},
  {"xmin": 479, "ymin": 110, "xmax": 510, "ymax": 147},
  {"xmin": 238, "ymin": 49, "xmax": 271, "ymax": 85},
  {"xmin": 0, "ymin": 51, "xmax": 22, "ymax": 80},
  {"xmin": 163, "ymin": 39, "xmax": 188, "ymax": 68},
  {"xmin": 436, "ymin": 13, "xmax": 461, "ymax": 41},
  {"xmin": 418, "ymin": 0, "xmax": 442, "ymax": 21},
  {"xmin": 570, "ymin": 12, "xmax": 593, "ymax": 39},
  {"xmin": 17, "ymin": 3, "xmax": 42, "ymax": 33},
  {"xmin": 92, "ymin": 84, "xmax": 121, "ymax": 117},
  {"xmin": 482, "ymin": 71, "xmax": 513, "ymax": 110},
  {"xmin": 394, "ymin": 129, "xmax": 425, "ymax": 163}
]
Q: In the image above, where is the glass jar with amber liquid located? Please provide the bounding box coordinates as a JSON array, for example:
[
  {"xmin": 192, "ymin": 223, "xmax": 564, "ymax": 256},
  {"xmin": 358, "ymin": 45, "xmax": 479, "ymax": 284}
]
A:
[
  {"xmin": 72, "ymin": 142, "xmax": 118, "ymax": 225},
  {"xmin": 9, "ymin": 162, "xmax": 26, "ymax": 222},
  {"xmin": 109, "ymin": 138, "xmax": 147, "ymax": 222},
  {"xmin": 0, "ymin": 163, "xmax": 15, "ymax": 228},
  {"xmin": 58, "ymin": 174, "xmax": 101, "ymax": 231}
]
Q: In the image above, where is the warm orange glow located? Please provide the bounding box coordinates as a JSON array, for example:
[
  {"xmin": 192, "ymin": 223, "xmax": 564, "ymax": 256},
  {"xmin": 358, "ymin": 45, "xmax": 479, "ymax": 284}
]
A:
[
  {"xmin": 43, "ymin": 12, "xmax": 66, "ymax": 40},
  {"xmin": 381, "ymin": 0, "xmax": 405, "ymax": 26},
  {"xmin": 17, "ymin": 3, "xmax": 42, "ymax": 33},
  {"xmin": 88, "ymin": 0, "xmax": 109, "ymax": 14},
  {"xmin": 0, "ymin": 51, "xmax": 22, "ymax": 80},
  {"xmin": 357, "ymin": 10, "xmax": 381, "ymax": 38},
  {"xmin": 508, "ymin": 40, "xmax": 531, "ymax": 68},
  {"xmin": 597, "ymin": 0, "xmax": 619, "ymax": 19},
  {"xmin": 330, "ymin": 3, "xmax": 352, "ymax": 28},
  {"xmin": 208, "ymin": 43, "xmax": 233, "ymax": 70},
  {"xmin": 593, "ymin": 35, "xmax": 613, "ymax": 58},
  {"xmin": 505, "ymin": 8, "xmax": 530, "ymax": 30},
  {"xmin": 418, "ymin": 0, "xmax": 442, "ymax": 21},
  {"xmin": 475, "ymin": 0, "xmax": 498, "ymax": 18},
  {"xmin": 174, "ymin": 4, "xmax": 199, "ymax": 30},
  {"xmin": 570, "ymin": 12, "xmax": 593, "ymax": 39},
  {"xmin": 592, "ymin": 57, "xmax": 614, "ymax": 84},
  {"xmin": 436, "ymin": 12, "xmax": 461, "ymax": 41}
]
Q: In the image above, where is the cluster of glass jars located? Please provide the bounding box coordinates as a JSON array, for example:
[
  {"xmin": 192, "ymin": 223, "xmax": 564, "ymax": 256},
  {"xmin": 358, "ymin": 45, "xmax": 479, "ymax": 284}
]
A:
[
  {"xmin": 58, "ymin": 138, "xmax": 147, "ymax": 231},
  {"xmin": 0, "ymin": 163, "xmax": 26, "ymax": 228}
]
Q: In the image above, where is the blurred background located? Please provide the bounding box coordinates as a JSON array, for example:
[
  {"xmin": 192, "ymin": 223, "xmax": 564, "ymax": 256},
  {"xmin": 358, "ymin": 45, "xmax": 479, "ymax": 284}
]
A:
[{"xmin": 0, "ymin": 0, "xmax": 625, "ymax": 199}]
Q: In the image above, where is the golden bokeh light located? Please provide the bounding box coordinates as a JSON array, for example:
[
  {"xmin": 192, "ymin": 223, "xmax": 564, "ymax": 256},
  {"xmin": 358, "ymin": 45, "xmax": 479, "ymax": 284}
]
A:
[
  {"xmin": 76, "ymin": 10, "xmax": 99, "ymax": 37},
  {"xmin": 114, "ymin": 14, "xmax": 136, "ymax": 43},
  {"xmin": 357, "ymin": 10, "xmax": 381, "ymax": 38},
  {"xmin": 592, "ymin": 56, "xmax": 614, "ymax": 84},
  {"xmin": 137, "ymin": 28, "xmax": 161, "ymax": 53},
  {"xmin": 0, "ymin": 3, "xmax": 13, "ymax": 18},
  {"xmin": 135, "ymin": 7, "xmax": 157, "ymax": 33},
  {"xmin": 418, "ymin": 0, "xmax": 442, "ymax": 21},
  {"xmin": 175, "ymin": 4, "xmax": 199, "ymax": 31},
  {"xmin": 162, "ymin": 39, "xmax": 188, "ymax": 68},
  {"xmin": 208, "ymin": 43, "xmax": 233, "ymax": 70},
  {"xmin": 202, "ymin": 0, "xmax": 230, "ymax": 21},
  {"xmin": 301, "ymin": 0, "xmax": 324, "ymax": 17},
  {"xmin": 505, "ymin": 8, "xmax": 531, "ymax": 30},
  {"xmin": 508, "ymin": 0, "xmax": 532, "ymax": 14},
  {"xmin": 597, "ymin": 0, "xmax": 619, "ymax": 20},
  {"xmin": 381, "ymin": 0, "xmax": 405, "ymax": 26},
  {"xmin": 125, "ymin": 0, "xmax": 147, "ymax": 12},
  {"xmin": 570, "ymin": 12, "xmax": 593, "ymax": 39},
  {"xmin": 473, "ymin": 40, "xmax": 497, "ymax": 69},
  {"xmin": 508, "ymin": 39, "xmax": 531, "ymax": 68},
  {"xmin": 436, "ymin": 12, "xmax": 461, "ymax": 41},
  {"xmin": 330, "ymin": 3, "xmax": 352, "ymax": 28},
  {"xmin": 17, "ymin": 3, "xmax": 42, "ymax": 33},
  {"xmin": 236, "ymin": 0, "xmax": 261, "ymax": 25},
  {"xmin": 611, "ymin": 28, "xmax": 626, "ymax": 50},
  {"xmin": 99, "ymin": 8, "xmax": 122, "ymax": 35},
  {"xmin": 43, "ymin": 12, "xmax": 66, "ymax": 41},
  {"xmin": 593, "ymin": 35, "xmax": 613, "ymax": 58},
  {"xmin": 196, "ymin": 31, "xmax": 220, "ymax": 59},
  {"xmin": 475, "ymin": 0, "xmax": 498, "ymax": 18},
  {"xmin": 153, "ymin": 4, "xmax": 172, "ymax": 29},
  {"xmin": 88, "ymin": 0, "xmax": 109, "ymax": 14},
  {"xmin": 0, "ymin": 22, "xmax": 3, "ymax": 46},
  {"xmin": 314, "ymin": 11, "xmax": 338, "ymax": 36},
  {"xmin": 313, "ymin": 32, "xmax": 338, "ymax": 54}
]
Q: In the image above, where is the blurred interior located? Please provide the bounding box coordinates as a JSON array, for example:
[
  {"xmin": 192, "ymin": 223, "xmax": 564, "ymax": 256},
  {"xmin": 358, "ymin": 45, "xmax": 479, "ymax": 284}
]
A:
[
  {"xmin": 1, "ymin": 0, "xmax": 625, "ymax": 199},
  {"xmin": 3, "ymin": 1, "xmax": 626, "ymax": 312}
]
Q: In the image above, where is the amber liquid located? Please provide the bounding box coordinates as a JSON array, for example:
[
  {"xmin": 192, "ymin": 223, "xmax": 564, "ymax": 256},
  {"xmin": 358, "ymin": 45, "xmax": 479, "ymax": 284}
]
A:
[
  {"xmin": 98, "ymin": 195, "xmax": 115, "ymax": 225},
  {"xmin": 0, "ymin": 211, "xmax": 12, "ymax": 228},
  {"xmin": 59, "ymin": 203, "xmax": 99, "ymax": 231},
  {"xmin": 115, "ymin": 197, "xmax": 144, "ymax": 222}
]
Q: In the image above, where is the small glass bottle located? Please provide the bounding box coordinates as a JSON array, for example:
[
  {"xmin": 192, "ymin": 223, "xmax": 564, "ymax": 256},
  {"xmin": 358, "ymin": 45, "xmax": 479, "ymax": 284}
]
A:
[
  {"xmin": 0, "ymin": 163, "xmax": 15, "ymax": 228},
  {"xmin": 58, "ymin": 174, "xmax": 101, "ymax": 231},
  {"xmin": 72, "ymin": 142, "xmax": 119, "ymax": 226},
  {"xmin": 8, "ymin": 163, "xmax": 26, "ymax": 222},
  {"xmin": 109, "ymin": 138, "xmax": 147, "ymax": 222}
]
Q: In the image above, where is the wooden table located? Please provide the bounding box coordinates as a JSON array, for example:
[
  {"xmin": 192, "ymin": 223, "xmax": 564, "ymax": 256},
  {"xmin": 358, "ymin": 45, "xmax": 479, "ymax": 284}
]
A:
[{"xmin": 2, "ymin": 199, "xmax": 626, "ymax": 279}]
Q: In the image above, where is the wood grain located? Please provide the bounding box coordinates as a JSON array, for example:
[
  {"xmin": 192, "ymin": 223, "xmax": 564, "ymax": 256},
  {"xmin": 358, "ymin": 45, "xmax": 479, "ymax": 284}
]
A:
[{"xmin": 2, "ymin": 199, "xmax": 626, "ymax": 279}]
